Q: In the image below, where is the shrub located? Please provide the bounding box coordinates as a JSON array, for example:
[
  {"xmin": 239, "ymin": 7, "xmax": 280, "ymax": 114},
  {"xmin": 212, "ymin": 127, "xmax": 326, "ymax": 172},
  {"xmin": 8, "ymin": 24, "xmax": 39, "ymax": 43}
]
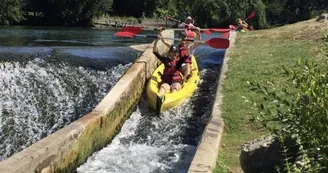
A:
[{"xmin": 248, "ymin": 31, "xmax": 328, "ymax": 172}]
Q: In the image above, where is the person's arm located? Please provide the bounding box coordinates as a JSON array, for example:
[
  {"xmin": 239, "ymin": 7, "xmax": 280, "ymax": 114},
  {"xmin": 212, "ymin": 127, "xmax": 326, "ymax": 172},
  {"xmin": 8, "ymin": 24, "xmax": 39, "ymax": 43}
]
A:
[
  {"xmin": 153, "ymin": 37, "xmax": 166, "ymax": 63},
  {"xmin": 242, "ymin": 20, "xmax": 249, "ymax": 27},
  {"xmin": 188, "ymin": 23, "xmax": 198, "ymax": 30},
  {"xmin": 235, "ymin": 20, "xmax": 243, "ymax": 31},
  {"xmin": 153, "ymin": 37, "xmax": 158, "ymax": 53},
  {"xmin": 159, "ymin": 33, "xmax": 171, "ymax": 49},
  {"xmin": 178, "ymin": 22, "xmax": 186, "ymax": 28},
  {"xmin": 193, "ymin": 28, "xmax": 201, "ymax": 49}
]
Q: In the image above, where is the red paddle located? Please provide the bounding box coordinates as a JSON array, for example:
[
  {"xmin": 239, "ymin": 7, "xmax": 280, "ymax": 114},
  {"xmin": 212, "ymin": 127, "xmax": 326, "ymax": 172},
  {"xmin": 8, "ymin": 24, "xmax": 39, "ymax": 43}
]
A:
[
  {"xmin": 221, "ymin": 32, "xmax": 230, "ymax": 39},
  {"xmin": 166, "ymin": 16, "xmax": 233, "ymax": 33},
  {"xmin": 247, "ymin": 11, "xmax": 255, "ymax": 20},
  {"xmin": 119, "ymin": 26, "xmax": 213, "ymax": 35},
  {"xmin": 210, "ymin": 28, "xmax": 231, "ymax": 33},
  {"xmin": 115, "ymin": 32, "xmax": 230, "ymax": 49},
  {"xmin": 234, "ymin": 11, "xmax": 256, "ymax": 31},
  {"xmin": 229, "ymin": 25, "xmax": 236, "ymax": 30}
]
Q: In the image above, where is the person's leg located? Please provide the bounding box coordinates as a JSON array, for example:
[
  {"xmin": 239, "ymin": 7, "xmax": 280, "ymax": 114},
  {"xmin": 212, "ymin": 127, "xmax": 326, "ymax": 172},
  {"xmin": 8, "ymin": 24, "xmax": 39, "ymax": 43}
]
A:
[
  {"xmin": 157, "ymin": 83, "xmax": 170, "ymax": 114},
  {"xmin": 180, "ymin": 63, "xmax": 186, "ymax": 74},
  {"xmin": 171, "ymin": 82, "xmax": 182, "ymax": 92},
  {"xmin": 184, "ymin": 63, "xmax": 191, "ymax": 79},
  {"xmin": 181, "ymin": 64, "xmax": 191, "ymax": 82},
  {"xmin": 159, "ymin": 83, "xmax": 170, "ymax": 96}
]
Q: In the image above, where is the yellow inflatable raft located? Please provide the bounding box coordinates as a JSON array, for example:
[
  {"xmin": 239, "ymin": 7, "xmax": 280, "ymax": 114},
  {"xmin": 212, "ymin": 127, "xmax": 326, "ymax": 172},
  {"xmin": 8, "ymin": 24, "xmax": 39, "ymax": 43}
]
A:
[{"xmin": 146, "ymin": 55, "xmax": 200, "ymax": 113}]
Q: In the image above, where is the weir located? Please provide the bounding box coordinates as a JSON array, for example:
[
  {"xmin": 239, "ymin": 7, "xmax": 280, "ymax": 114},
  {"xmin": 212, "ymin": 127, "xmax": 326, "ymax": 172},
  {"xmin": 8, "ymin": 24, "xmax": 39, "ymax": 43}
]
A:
[
  {"xmin": 0, "ymin": 30, "xmax": 174, "ymax": 173},
  {"xmin": 0, "ymin": 29, "xmax": 236, "ymax": 173}
]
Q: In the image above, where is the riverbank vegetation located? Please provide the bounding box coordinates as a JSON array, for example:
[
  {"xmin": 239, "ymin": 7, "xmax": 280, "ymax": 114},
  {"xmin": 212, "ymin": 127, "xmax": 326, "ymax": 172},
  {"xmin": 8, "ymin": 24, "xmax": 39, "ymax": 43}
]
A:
[
  {"xmin": 215, "ymin": 18, "xmax": 328, "ymax": 172},
  {"xmin": 1, "ymin": 0, "xmax": 327, "ymax": 27}
]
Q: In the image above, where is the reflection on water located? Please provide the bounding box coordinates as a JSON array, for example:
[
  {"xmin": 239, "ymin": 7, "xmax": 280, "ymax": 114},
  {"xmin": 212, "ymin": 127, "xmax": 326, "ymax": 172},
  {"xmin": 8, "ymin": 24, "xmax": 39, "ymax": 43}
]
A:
[{"xmin": 0, "ymin": 25, "xmax": 155, "ymax": 47}]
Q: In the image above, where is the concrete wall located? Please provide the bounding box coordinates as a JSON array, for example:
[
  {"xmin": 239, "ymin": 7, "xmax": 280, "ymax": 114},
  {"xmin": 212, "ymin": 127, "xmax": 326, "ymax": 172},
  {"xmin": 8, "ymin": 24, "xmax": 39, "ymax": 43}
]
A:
[
  {"xmin": 0, "ymin": 30, "xmax": 173, "ymax": 173},
  {"xmin": 187, "ymin": 31, "xmax": 237, "ymax": 173}
]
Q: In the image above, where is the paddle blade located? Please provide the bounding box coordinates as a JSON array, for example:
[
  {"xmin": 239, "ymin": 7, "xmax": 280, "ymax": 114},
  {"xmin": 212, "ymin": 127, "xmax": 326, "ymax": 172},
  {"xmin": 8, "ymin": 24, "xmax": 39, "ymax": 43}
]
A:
[
  {"xmin": 206, "ymin": 38, "xmax": 230, "ymax": 49},
  {"xmin": 210, "ymin": 28, "xmax": 231, "ymax": 33},
  {"xmin": 114, "ymin": 31, "xmax": 136, "ymax": 38},
  {"xmin": 247, "ymin": 11, "xmax": 255, "ymax": 20},
  {"xmin": 202, "ymin": 29, "xmax": 211, "ymax": 35},
  {"xmin": 221, "ymin": 32, "xmax": 230, "ymax": 39},
  {"xmin": 121, "ymin": 26, "xmax": 143, "ymax": 34},
  {"xmin": 229, "ymin": 25, "xmax": 236, "ymax": 30}
]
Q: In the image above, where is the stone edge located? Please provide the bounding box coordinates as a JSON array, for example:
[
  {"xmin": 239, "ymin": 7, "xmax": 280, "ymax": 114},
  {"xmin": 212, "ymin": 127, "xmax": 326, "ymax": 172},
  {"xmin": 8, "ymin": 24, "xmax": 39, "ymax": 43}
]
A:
[{"xmin": 187, "ymin": 31, "xmax": 237, "ymax": 173}]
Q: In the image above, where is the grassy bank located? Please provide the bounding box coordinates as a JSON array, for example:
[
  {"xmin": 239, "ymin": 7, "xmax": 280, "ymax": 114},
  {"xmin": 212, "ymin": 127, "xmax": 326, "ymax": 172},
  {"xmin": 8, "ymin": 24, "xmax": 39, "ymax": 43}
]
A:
[{"xmin": 214, "ymin": 18, "xmax": 328, "ymax": 173}]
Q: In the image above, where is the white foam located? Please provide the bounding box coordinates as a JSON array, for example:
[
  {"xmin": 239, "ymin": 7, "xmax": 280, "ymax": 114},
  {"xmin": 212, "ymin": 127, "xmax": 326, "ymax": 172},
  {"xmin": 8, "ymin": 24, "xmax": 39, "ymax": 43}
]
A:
[
  {"xmin": 0, "ymin": 59, "xmax": 131, "ymax": 160},
  {"xmin": 77, "ymin": 67, "xmax": 220, "ymax": 173}
]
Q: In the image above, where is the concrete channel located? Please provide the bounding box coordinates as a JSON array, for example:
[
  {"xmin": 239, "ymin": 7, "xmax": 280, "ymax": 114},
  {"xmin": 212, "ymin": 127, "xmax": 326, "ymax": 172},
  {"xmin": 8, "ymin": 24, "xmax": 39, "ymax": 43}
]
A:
[
  {"xmin": 187, "ymin": 31, "xmax": 237, "ymax": 173},
  {"xmin": 0, "ymin": 30, "xmax": 237, "ymax": 173}
]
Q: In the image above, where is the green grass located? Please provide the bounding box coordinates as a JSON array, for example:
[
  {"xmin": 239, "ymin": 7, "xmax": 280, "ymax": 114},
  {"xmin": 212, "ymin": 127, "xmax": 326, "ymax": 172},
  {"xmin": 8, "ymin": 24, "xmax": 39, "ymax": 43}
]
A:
[{"xmin": 214, "ymin": 19, "xmax": 328, "ymax": 173}]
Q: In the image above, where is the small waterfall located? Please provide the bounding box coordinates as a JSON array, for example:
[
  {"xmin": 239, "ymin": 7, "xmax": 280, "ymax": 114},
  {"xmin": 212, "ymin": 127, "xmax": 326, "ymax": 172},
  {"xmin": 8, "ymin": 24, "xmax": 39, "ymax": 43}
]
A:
[{"xmin": 0, "ymin": 51, "xmax": 131, "ymax": 161}]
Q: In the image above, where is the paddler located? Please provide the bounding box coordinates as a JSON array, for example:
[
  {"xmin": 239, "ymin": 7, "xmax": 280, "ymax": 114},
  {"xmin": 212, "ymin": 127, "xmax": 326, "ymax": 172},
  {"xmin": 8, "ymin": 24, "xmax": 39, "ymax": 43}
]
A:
[
  {"xmin": 153, "ymin": 34, "xmax": 191, "ymax": 113},
  {"xmin": 158, "ymin": 28, "xmax": 201, "ymax": 82}
]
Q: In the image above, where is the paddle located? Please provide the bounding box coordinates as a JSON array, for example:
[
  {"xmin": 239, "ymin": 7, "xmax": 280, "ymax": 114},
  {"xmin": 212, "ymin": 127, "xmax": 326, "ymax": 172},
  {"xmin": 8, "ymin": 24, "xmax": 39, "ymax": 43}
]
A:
[
  {"xmin": 114, "ymin": 32, "xmax": 230, "ymax": 49},
  {"xmin": 119, "ymin": 26, "xmax": 234, "ymax": 36},
  {"xmin": 221, "ymin": 32, "xmax": 230, "ymax": 39},
  {"xmin": 229, "ymin": 25, "xmax": 236, "ymax": 30},
  {"xmin": 119, "ymin": 26, "xmax": 212, "ymax": 35},
  {"xmin": 166, "ymin": 16, "xmax": 212, "ymax": 35},
  {"xmin": 234, "ymin": 11, "xmax": 255, "ymax": 31},
  {"xmin": 167, "ymin": 16, "xmax": 180, "ymax": 23}
]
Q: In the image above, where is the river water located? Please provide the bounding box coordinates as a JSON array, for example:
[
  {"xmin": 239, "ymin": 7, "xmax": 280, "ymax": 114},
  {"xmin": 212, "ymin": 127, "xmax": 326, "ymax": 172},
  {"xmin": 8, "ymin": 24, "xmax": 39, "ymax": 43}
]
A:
[
  {"xmin": 0, "ymin": 26, "xmax": 227, "ymax": 173},
  {"xmin": 77, "ymin": 33, "xmax": 227, "ymax": 173},
  {"xmin": 0, "ymin": 26, "xmax": 152, "ymax": 161}
]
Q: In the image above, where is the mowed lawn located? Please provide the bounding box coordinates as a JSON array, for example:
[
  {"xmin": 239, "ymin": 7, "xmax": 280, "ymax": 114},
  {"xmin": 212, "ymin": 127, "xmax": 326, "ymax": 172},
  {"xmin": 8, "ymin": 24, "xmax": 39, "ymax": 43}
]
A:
[{"xmin": 214, "ymin": 18, "xmax": 328, "ymax": 173}]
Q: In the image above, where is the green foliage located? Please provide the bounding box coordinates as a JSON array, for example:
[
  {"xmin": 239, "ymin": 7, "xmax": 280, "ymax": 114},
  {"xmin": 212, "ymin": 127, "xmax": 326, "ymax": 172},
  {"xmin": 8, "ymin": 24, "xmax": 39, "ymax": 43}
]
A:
[
  {"xmin": 0, "ymin": 0, "xmax": 24, "ymax": 24},
  {"xmin": 59, "ymin": 0, "xmax": 113, "ymax": 25},
  {"xmin": 214, "ymin": 159, "xmax": 229, "ymax": 173},
  {"xmin": 23, "ymin": 0, "xmax": 112, "ymax": 25},
  {"xmin": 2, "ymin": 0, "xmax": 327, "ymax": 29},
  {"xmin": 263, "ymin": 0, "xmax": 328, "ymax": 26},
  {"xmin": 191, "ymin": 0, "xmax": 221, "ymax": 27},
  {"xmin": 250, "ymin": 0, "xmax": 268, "ymax": 29},
  {"xmin": 248, "ymin": 37, "xmax": 328, "ymax": 172}
]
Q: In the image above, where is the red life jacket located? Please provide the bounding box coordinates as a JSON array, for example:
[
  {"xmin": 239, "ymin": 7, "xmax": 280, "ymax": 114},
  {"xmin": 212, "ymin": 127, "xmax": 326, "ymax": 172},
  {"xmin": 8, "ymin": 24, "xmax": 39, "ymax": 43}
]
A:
[
  {"xmin": 178, "ymin": 44, "xmax": 192, "ymax": 64},
  {"xmin": 178, "ymin": 44, "xmax": 187, "ymax": 58},
  {"xmin": 161, "ymin": 57, "xmax": 182, "ymax": 84}
]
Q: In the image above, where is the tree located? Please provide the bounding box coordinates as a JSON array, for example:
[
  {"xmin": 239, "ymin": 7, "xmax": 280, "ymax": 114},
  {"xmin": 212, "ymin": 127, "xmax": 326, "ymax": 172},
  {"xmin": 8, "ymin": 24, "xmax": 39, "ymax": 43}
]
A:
[
  {"xmin": 192, "ymin": 0, "xmax": 221, "ymax": 27},
  {"xmin": 0, "ymin": 0, "xmax": 24, "ymax": 24},
  {"xmin": 49, "ymin": 0, "xmax": 113, "ymax": 25}
]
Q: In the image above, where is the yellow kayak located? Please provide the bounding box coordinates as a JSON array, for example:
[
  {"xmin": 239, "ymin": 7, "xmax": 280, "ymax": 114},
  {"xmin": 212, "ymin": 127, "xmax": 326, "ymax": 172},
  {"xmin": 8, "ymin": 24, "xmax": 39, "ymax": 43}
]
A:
[{"xmin": 146, "ymin": 55, "xmax": 200, "ymax": 113}]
